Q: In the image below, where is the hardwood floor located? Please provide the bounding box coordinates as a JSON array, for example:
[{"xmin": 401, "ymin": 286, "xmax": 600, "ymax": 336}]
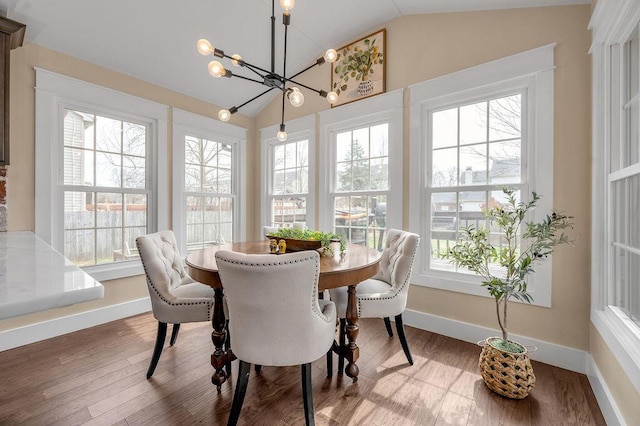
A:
[{"xmin": 0, "ymin": 313, "xmax": 605, "ymax": 425}]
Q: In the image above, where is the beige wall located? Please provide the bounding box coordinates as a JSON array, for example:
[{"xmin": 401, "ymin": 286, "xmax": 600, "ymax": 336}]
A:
[{"xmin": 256, "ymin": 6, "xmax": 593, "ymax": 350}]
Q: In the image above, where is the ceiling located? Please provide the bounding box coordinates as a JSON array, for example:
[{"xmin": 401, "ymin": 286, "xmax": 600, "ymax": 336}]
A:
[{"xmin": 1, "ymin": 0, "xmax": 589, "ymax": 117}]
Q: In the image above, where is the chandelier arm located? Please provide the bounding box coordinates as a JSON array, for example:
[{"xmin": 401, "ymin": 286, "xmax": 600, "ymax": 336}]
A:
[
  {"xmin": 231, "ymin": 74, "xmax": 271, "ymax": 86},
  {"xmin": 234, "ymin": 87, "xmax": 277, "ymax": 112},
  {"xmin": 289, "ymin": 59, "xmax": 324, "ymax": 80},
  {"xmin": 281, "ymin": 77, "xmax": 323, "ymax": 95}
]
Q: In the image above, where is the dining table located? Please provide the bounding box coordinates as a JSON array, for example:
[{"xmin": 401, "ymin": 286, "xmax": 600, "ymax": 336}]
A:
[{"xmin": 185, "ymin": 240, "xmax": 382, "ymax": 391}]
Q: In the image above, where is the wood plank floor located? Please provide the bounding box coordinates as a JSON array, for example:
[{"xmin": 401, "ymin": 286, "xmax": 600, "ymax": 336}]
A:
[{"xmin": 0, "ymin": 313, "xmax": 605, "ymax": 425}]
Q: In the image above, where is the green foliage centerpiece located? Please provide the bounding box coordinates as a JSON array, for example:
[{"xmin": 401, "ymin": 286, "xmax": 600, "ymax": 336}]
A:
[
  {"xmin": 266, "ymin": 228, "xmax": 346, "ymax": 256},
  {"xmin": 442, "ymin": 188, "xmax": 573, "ymax": 399}
]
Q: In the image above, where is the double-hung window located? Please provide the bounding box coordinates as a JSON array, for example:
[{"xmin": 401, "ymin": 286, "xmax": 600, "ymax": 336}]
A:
[
  {"xmin": 173, "ymin": 109, "xmax": 246, "ymax": 253},
  {"xmin": 591, "ymin": 0, "xmax": 640, "ymax": 394},
  {"xmin": 319, "ymin": 90, "xmax": 403, "ymax": 248},
  {"xmin": 35, "ymin": 69, "xmax": 168, "ymax": 281},
  {"xmin": 409, "ymin": 45, "xmax": 555, "ymax": 305},
  {"xmin": 261, "ymin": 115, "xmax": 315, "ymax": 230}
]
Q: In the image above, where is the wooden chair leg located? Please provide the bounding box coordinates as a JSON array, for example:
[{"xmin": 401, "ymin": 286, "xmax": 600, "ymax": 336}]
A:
[
  {"xmin": 337, "ymin": 318, "xmax": 346, "ymax": 374},
  {"xmin": 224, "ymin": 321, "xmax": 232, "ymax": 376},
  {"xmin": 169, "ymin": 323, "xmax": 180, "ymax": 346},
  {"xmin": 301, "ymin": 363, "xmax": 315, "ymax": 426},
  {"xmin": 394, "ymin": 314, "xmax": 413, "ymax": 365},
  {"xmin": 147, "ymin": 322, "xmax": 167, "ymax": 379},
  {"xmin": 227, "ymin": 360, "xmax": 251, "ymax": 426},
  {"xmin": 383, "ymin": 317, "xmax": 393, "ymax": 337}
]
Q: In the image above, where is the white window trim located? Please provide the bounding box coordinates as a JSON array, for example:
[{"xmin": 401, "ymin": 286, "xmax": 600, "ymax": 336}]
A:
[
  {"xmin": 35, "ymin": 68, "xmax": 168, "ymax": 281},
  {"xmin": 318, "ymin": 89, "xmax": 404, "ymax": 232},
  {"xmin": 172, "ymin": 108, "xmax": 247, "ymax": 254},
  {"xmin": 260, "ymin": 114, "xmax": 316, "ymax": 233},
  {"xmin": 408, "ymin": 44, "xmax": 555, "ymax": 307},
  {"xmin": 590, "ymin": 0, "xmax": 640, "ymax": 394}
]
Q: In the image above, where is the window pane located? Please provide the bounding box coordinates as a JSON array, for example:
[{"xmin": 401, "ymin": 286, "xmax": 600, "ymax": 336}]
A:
[
  {"xmin": 489, "ymin": 95, "xmax": 521, "ymax": 141},
  {"xmin": 336, "ymin": 162, "xmax": 352, "ymax": 191},
  {"xmin": 64, "ymin": 191, "xmax": 94, "ymax": 229},
  {"xmin": 273, "ymin": 145, "xmax": 284, "ymax": 170},
  {"xmin": 460, "ymin": 145, "xmax": 487, "ymax": 185},
  {"xmin": 64, "ymin": 148, "xmax": 94, "ymax": 186},
  {"xmin": 96, "ymin": 193, "xmax": 123, "ymax": 228},
  {"xmin": 370, "ymin": 158, "xmax": 388, "ymax": 190},
  {"xmin": 489, "ymin": 140, "xmax": 521, "ymax": 184},
  {"xmin": 124, "ymin": 194, "xmax": 147, "ymax": 227},
  {"xmin": 95, "ymin": 116, "xmax": 122, "ymax": 153},
  {"xmin": 203, "ymin": 139, "xmax": 219, "ymax": 168},
  {"xmin": 431, "ymin": 192, "xmax": 457, "ymax": 262},
  {"xmin": 64, "ymin": 229, "xmax": 95, "ymax": 267},
  {"xmin": 96, "ymin": 228, "xmax": 122, "ymax": 265},
  {"xmin": 298, "ymin": 167, "xmax": 309, "ymax": 193},
  {"xmin": 630, "ymin": 174, "xmax": 640, "ymax": 250},
  {"xmin": 336, "ymin": 131, "xmax": 352, "ymax": 162},
  {"xmin": 185, "ymin": 165, "xmax": 201, "ymax": 192},
  {"xmin": 353, "ymin": 127, "xmax": 370, "ymax": 158},
  {"xmin": 186, "ymin": 196, "xmax": 204, "ymax": 225},
  {"xmin": 284, "ymin": 142, "xmax": 296, "ymax": 169},
  {"xmin": 370, "ymin": 124, "xmax": 388, "ymax": 158},
  {"xmin": 123, "ymin": 122, "xmax": 145, "ymax": 157},
  {"xmin": 96, "ymin": 152, "xmax": 122, "ymax": 187},
  {"xmin": 432, "ymin": 148, "xmax": 458, "ymax": 187},
  {"xmin": 459, "ymin": 191, "xmax": 487, "ymax": 229},
  {"xmin": 185, "ymin": 136, "xmax": 201, "ymax": 165},
  {"xmin": 219, "ymin": 144, "xmax": 232, "ymax": 169},
  {"xmin": 625, "ymin": 101, "xmax": 640, "ymax": 167},
  {"xmin": 204, "ymin": 166, "xmax": 217, "ymax": 193},
  {"xmin": 64, "ymin": 110, "xmax": 94, "ymax": 149},
  {"xmin": 460, "ymin": 101, "xmax": 487, "ymax": 145},
  {"xmin": 432, "ymin": 108, "xmax": 457, "ymax": 149},
  {"xmin": 122, "ymin": 155, "xmax": 145, "ymax": 189}
]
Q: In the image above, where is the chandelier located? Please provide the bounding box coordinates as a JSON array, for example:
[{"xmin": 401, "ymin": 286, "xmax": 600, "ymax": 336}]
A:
[{"xmin": 196, "ymin": 0, "xmax": 338, "ymax": 142}]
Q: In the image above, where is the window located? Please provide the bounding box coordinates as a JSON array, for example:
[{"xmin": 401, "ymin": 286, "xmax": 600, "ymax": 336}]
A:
[
  {"xmin": 62, "ymin": 109, "xmax": 150, "ymax": 266},
  {"xmin": 591, "ymin": 0, "xmax": 640, "ymax": 394},
  {"xmin": 173, "ymin": 109, "xmax": 246, "ymax": 253},
  {"xmin": 261, "ymin": 115, "xmax": 315, "ymax": 230},
  {"xmin": 409, "ymin": 45, "xmax": 554, "ymax": 305},
  {"xmin": 319, "ymin": 90, "xmax": 403, "ymax": 248},
  {"xmin": 35, "ymin": 69, "xmax": 168, "ymax": 281}
]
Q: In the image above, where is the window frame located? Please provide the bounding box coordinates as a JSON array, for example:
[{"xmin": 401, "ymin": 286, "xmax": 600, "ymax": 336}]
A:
[
  {"xmin": 409, "ymin": 45, "xmax": 555, "ymax": 307},
  {"xmin": 590, "ymin": 0, "xmax": 640, "ymax": 394},
  {"xmin": 260, "ymin": 114, "xmax": 316, "ymax": 232},
  {"xmin": 318, "ymin": 89, "xmax": 404, "ymax": 237},
  {"xmin": 35, "ymin": 68, "xmax": 168, "ymax": 281},
  {"xmin": 172, "ymin": 108, "xmax": 247, "ymax": 254}
]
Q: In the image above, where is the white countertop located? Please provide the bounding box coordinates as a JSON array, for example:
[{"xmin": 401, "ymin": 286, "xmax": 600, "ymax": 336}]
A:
[{"xmin": 0, "ymin": 231, "xmax": 104, "ymax": 320}]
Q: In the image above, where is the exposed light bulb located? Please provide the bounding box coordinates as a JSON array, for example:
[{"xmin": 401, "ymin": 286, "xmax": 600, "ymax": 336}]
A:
[
  {"xmin": 287, "ymin": 87, "xmax": 305, "ymax": 107},
  {"xmin": 208, "ymin": 61, "xmax": 226, "ymax": 78},
  {"xmin": 218, "ymin": 109, "xmax": 231, "ymax": 122},
  {"xmin": 277, "ymin": 130, "xmax": 288, "ymax": 142},
  {"xmin": 231, "ymin": 54, "xmax": 242, "ymax": 67},
  {"xmin": 324, "ymin": 49, "xmax": 338, "ymax": 63},
  {"xmin": 326, "ymin": 91, "xmax": 338, "ymax": 105},
  {"xmin": 197, "ymin": 39, "xmax": 214, "ymax": 56},
  {"xmin": 280, "ymin": 0, "xmax": 294, "ymax": 12}
]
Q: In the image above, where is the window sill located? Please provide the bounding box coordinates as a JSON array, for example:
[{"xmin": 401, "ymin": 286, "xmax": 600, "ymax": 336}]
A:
[{"xmin": 83, "ymin": 261, "xmax": 145, "ymax": 282}]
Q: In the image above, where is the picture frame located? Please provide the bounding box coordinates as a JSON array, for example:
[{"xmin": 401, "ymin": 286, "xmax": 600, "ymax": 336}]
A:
[{"xmin": 331, "ymin": 29, "xmax": 386, "ymax": 108}]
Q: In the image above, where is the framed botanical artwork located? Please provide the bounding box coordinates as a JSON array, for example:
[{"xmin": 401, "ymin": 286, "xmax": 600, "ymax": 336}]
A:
[{"xmin": 331, "ymin": 29, "xmax": 386, "ymax": 108}]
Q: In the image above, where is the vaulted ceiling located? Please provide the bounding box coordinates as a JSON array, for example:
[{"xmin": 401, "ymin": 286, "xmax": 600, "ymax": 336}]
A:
[{"xmin": 1, "ymin": 0, "xmax": 588, "ymax": 116}]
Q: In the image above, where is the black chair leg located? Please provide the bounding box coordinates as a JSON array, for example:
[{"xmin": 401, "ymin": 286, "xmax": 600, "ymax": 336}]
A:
[
  {"xmin": 169, "ymin": 323, "xmax": 180, "ymax": 346},
  {"xmin": 147, "ymin": 321, "xmax": 167, "ymax": 379},
  {"xmin": 383, "ymin": 317, "xmax": 394, "ymax": 337},
  {"xmin": 301, "ymin": 363, "xmax": 315, "ymax": 426},
  {"xmin": 228, "ymin": 360, "xmax": 251, "ymax": 426},
  {"xmin": 395, "ymin": 314, "xmax": 413, "ymax": 365},
  {"xmin": 224, "ymin": 321, "xmax": 232, "ymax": 376},
  {"xmin": 255, "ymin": 365, "xmax": 262, "ymax": 373},
  {"xmin": 326, "ymin": 348, "xmax": 333, "ymax": 378},
  {"xmin": 337, "ymin": 319, "xmax": 346, "ymax": 374}
]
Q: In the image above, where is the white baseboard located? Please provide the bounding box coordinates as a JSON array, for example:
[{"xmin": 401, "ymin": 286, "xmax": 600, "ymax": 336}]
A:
[
  {"xmin": 0, "ymin": 297, "xmax": 152, "ymax": 352},
  {"xmin": 587, "ymin": 355, "xmax": 626, "ymax": 426},
  {"xmin": 403, "ymin": 309, "xmax": 588, "ymax": 373}
]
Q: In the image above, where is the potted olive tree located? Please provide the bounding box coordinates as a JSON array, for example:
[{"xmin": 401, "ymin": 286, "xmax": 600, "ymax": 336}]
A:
[{"xmin": 443, "ymin": 188, "xmax": 573, "ymax": 399}]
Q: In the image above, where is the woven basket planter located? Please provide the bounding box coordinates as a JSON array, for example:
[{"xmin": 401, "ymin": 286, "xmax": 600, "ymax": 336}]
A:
[{"xmin": 478, "ymin": 337, "xmax": 536, "ymax": 399}]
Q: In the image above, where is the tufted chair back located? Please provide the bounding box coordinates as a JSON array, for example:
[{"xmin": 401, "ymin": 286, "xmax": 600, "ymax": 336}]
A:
[
  {"xmin": 373, "ymin": 228, "xmax": 420, "ymax": 296},
  {"xmin": 136, "ymin": 230, "xmax": 213, "ymax": 324},
  {"xmin": 215, "ymin": 250, "xmax": 336, "ymax": 367}
]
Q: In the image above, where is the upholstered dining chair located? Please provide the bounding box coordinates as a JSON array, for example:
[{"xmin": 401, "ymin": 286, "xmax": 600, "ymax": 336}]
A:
[
  {"xmin": 136, "ymin": 230, "xmax": 215, "ymax": 379},
  {"xmin": 215, "ymin": 250, "xmax": 336, "ymax": 426},
  {"xmin": 328, "ymin": 229, "xmax": 420, "ymax": 371}
]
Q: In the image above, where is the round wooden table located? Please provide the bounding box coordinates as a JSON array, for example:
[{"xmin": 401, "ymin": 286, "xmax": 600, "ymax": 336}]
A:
[{"xmin": 186, "ymin": 241, "xmax": 381, "ymax": 390}]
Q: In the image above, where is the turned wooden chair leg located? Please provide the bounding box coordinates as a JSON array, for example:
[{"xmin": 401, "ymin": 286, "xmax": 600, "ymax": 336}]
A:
[
  {"xmin": 395, "ymin": 314, "xmax": 413, "ymax": 365},
  {"xmin": 169, "ymin": 323, "xmax": 180, "ymax": 346},
  {"xmin": 147, "ymin": 322, "xmax": 167, "ymax": 379},
  {"xmin": 224, "ymin": 321, "xmax": 232, "ymax": 376},
  {"xmin": 383, "ymin": 317, "xmax": 394, "ymax": 337},
  {"xmin": 301, "ymin": 363, "xmax": 315, "ymax": 426},
  {"xmin": 227, "ymin": 360, "xmax": 251, "ymax": 426},
  {"xmin": 337, "ymin": 318, "xmax": 346, "ymax": 374}
]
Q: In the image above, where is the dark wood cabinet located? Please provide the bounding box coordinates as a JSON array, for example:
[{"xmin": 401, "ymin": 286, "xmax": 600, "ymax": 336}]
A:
[{"xmin": 0, "ymin": 16, "xmax": 26, "ymax": 166}]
